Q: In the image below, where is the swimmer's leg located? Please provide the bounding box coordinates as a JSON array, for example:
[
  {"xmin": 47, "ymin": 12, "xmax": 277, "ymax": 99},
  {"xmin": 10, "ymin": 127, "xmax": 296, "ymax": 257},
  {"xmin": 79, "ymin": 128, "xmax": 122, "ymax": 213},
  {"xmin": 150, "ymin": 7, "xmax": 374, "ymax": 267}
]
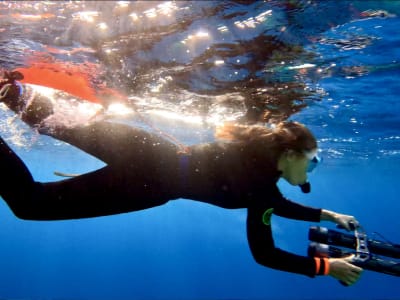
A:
[
  {"xmin": 0, "ymin": 136, "xmax": 36, "ymax": 214},
  {"xmin": 0, "ymin": 135, "xmax": 171, "ymax": 220},
  {"xmin": 31, "ymin": 166, "xmax": 172, "ymax": 220}
]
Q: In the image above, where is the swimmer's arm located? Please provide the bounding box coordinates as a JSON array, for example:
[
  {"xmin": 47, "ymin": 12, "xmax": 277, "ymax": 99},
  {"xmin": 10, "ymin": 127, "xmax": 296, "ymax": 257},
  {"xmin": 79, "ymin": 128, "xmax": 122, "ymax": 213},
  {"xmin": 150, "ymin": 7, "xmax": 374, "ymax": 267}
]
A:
[
  {"xmin": 274, "ymin": 200, "xmax": 359, "ymax": 230},
  {"xmin": 272, "ymin": 195, "xmax": 321, "ymax": 222},
  {"xmin": 246, "ymin": 204, "xmax": 318, "ymax": 277}
]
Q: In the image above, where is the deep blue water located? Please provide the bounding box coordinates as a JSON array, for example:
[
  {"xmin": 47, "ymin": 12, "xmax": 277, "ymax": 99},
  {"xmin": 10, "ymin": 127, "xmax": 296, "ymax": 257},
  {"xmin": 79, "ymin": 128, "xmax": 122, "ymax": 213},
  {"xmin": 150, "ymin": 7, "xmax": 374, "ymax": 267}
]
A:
[{"xmin": 0, "ymin": 1, "xmax": 400, "ymax": 299}]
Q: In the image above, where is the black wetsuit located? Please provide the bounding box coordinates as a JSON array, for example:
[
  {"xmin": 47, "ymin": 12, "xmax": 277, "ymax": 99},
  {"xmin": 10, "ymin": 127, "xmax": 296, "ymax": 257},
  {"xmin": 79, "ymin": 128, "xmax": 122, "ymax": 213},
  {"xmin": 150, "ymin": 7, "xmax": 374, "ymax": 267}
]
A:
[
  {"xmin": 0, "ymin": 76, "xmax": 321, "ymax": 277},
  {"xmin": 0, "ymin": 120, "xmax": 321, "ymax": 277}
]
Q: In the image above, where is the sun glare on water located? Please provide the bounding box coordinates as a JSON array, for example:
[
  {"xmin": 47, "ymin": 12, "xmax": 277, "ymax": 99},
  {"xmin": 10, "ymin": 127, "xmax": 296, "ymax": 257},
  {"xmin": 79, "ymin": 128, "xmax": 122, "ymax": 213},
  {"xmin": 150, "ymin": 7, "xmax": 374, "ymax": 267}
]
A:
[{"xmin": 106, "ymin": 103, "xmax": 135, "ymax": 116}]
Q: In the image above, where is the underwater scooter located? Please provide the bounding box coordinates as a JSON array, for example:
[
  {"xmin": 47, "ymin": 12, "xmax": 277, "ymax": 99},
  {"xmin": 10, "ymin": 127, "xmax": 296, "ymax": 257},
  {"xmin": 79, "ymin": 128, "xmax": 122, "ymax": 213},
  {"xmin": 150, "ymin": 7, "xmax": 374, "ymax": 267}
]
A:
[{"xmin": 307, "ymin": 225, "xmax": 400, "ymax": 279}]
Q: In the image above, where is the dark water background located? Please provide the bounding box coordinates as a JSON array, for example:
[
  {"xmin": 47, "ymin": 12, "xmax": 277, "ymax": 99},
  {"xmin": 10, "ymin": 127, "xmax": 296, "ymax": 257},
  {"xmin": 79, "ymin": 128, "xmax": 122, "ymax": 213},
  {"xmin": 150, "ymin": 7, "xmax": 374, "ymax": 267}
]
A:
[{"xmin": 0, "ymin": 1, "xmax": 399, "ymax": 299}]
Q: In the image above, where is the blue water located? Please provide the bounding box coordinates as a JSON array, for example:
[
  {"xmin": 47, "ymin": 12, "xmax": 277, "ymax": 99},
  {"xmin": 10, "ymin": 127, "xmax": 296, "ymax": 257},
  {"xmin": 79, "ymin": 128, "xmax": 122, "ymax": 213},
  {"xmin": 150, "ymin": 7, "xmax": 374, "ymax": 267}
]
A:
[{"xmin": 0, "ymin": 1, "xmax": 400, "ymax": 299}]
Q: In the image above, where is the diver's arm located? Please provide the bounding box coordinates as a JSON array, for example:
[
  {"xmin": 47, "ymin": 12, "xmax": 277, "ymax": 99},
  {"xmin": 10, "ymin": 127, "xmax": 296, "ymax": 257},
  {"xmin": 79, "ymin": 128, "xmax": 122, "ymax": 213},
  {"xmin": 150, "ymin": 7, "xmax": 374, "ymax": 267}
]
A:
[
  {"xmin": 271, "ymin": 189, "xmax": 321, "ymax": 222},
  {"xmin": 246, "ymin": 204, "xmax": 318, "ymax": 277},
  {"xmin": 269, "ymin": 183, "xmax": 358, "ymax": 230},
  {"xmin": 246, "ymin": 203, "xmax": 362, "ymax": 284},
  {"xmin": 273, "ymin": 196, "xmax": 359, "ymax": 231}
]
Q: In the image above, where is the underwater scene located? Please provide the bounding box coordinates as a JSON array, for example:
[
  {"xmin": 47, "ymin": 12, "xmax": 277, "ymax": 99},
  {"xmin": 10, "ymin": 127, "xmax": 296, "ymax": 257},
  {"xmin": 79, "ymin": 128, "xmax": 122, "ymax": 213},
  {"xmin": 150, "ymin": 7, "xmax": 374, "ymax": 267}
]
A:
[{"xmin": 0, "ymin": 1, "xmax": 399, "ymax": 299}]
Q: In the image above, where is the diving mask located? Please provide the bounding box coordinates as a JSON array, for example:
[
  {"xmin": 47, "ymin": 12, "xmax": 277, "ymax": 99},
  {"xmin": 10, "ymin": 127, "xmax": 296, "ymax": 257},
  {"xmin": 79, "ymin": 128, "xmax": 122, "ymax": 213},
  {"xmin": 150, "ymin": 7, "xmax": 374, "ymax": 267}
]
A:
[
  {"xmin": 299, "ymin": 150, "xmax": 322, "ymax": 194},
  {"xmin": 305, "ymin": 149, "xmax": 322, "ymax": 173}
]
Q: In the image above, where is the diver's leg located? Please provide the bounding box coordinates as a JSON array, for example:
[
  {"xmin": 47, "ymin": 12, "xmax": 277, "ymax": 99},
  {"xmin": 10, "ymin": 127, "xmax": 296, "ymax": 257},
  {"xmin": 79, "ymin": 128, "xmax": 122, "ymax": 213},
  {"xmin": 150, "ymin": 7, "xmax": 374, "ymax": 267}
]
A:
[
  {"xmin": 1, "ymin": 135, "xmax": 170, "ymax": 220},
  {"xmin": 40, "ymin": 121, "xmax": 179, "ymax": 166},
  {"xmin": 0, "ymin": 136, "xmax": 37, "ymax": 214},
  {"xmin": 27, "ymin": 166, "xmax": 171, "ymax": 220}
]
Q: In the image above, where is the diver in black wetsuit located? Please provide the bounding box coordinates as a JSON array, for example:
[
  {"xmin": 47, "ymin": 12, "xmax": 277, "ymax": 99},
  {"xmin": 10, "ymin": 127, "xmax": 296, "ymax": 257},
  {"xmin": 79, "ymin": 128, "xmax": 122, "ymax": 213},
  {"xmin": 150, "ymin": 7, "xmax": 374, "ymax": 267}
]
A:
[{"xmin": 0, "ymin": 71, "xmax": 362, "ymax": 285}]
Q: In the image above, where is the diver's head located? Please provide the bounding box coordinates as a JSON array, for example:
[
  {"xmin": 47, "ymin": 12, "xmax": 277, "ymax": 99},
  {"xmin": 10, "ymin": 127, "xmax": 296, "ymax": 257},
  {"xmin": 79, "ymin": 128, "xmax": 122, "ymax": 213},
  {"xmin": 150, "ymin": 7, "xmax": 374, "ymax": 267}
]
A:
[
  {"xmin": 214, "ymin": 121, "xmax": 320, "ymax": 192},
  {"xmin": 273, "ymin": 122, "xmax": 320, "ymax": 192},
  {"xmin": 278, "ymin": 148, "xmax": 320, "ymax": 186}
]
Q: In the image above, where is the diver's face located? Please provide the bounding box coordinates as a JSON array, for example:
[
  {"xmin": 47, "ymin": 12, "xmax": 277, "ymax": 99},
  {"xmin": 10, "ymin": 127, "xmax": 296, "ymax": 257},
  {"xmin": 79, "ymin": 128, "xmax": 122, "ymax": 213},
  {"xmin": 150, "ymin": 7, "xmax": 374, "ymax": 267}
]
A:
[{"xmin": 278, "ymin": 151, "xmax": 309, "ymax": 186}]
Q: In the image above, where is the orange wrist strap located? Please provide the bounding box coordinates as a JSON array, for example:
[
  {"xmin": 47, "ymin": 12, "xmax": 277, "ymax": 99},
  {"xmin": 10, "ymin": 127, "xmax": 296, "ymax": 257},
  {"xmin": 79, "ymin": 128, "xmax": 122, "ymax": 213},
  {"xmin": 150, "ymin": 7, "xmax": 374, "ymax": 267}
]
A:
[
  {"xmin": 314, "ymin": 257, "xmax": 321, "ymax": 274},
  {"xmin": 314, "ymin": 257, "xmax": 330, "ymax": 275},
  {"xmin": 323, "ymin": 258, "xmax": 330, "ymax": 275}
]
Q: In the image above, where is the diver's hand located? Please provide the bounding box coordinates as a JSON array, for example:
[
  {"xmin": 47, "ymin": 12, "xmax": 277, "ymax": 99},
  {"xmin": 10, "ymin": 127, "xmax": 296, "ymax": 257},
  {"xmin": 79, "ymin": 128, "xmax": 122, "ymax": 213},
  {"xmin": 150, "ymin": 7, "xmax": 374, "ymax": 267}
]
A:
[
  {"xmin": 320, "ymin": 209, "xmax": 359, "ymax": 231},
  {"xmin": 328, "ymin": 255, "xmax": 363, "ymax": 286},
  {"xmin": 333, "ymin": 212, "xmax": 359, "ymax": 231}
]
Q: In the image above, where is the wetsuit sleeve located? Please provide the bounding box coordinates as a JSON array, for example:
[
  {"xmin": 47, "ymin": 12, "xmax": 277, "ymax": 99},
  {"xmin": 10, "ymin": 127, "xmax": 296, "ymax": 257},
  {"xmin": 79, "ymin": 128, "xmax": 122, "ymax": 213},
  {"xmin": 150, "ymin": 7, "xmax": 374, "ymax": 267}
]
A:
[
  {"xmin": 246, "ymin": 203, "xmax": 317, "ymax": 277},
  {"xmin": 272, "ymin": 188, "xmax": 321, "ymax": 222}
]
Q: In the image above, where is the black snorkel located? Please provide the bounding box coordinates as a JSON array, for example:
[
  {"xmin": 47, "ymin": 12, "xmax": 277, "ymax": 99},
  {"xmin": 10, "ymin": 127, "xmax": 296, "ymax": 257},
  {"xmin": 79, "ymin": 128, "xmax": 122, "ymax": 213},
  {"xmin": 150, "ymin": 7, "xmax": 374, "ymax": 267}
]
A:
[{"xmin": 299, "ymin": 182, "xmax": 311, "ymax": 193}]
